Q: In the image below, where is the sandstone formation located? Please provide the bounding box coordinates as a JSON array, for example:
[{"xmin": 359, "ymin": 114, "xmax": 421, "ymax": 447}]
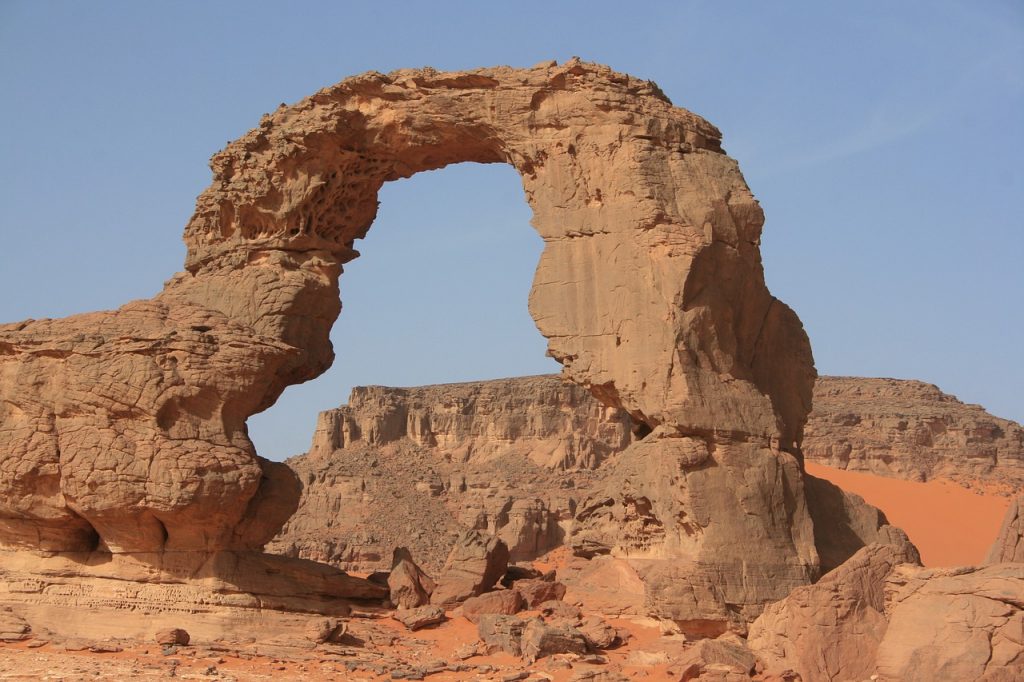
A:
[
  {"xmin": 270, "ymin": 376, "xmax": 633, "ymax": 571},
  {"xmin": 987, "ymin": 496, "xmax": 1024, "ymax": 564},
  {"xmin": 431, "ymin": 530, "xmax": 510, "ymax": 606},
  {"xmin": 460, "ymin": 590, "xmax": 526, "ymax": 623},
  {"xmin": 748, "ymin": 543, "xmax": 920, "ymax": 681},
  {"xmin": 0, "ymin": 549, "xmax": 386, "ymax": 644},
  {"xmin": 275, "ymin": 374, "xmax": 1024, "ymax": 578},
  {"xmin": 749, "ymin": 542, "xmax": 1024, "ymax": 681},
  {"xmin": 387, "ymin": 547, "xmax": 435, "ymax": 609},
  {"xmin": 805, "ymin": 376, "xmax": 1024, "ymax": 489},
  {"xmin": 392, "ymin": 604, "xmax": 446, "ymax": 631},
  {"xmin": 876, "ymin": 563, "xmax": 1024, "ymax": 681},
  {"xmin": 0, "ymin": 60, "xmax": 822, "ymax": 638},
  {"xmin": 275, "ymin": 375, "xmax": 918, "ymax": 631}
]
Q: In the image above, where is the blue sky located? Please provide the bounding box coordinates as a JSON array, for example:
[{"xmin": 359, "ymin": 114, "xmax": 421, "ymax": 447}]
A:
[{"xmin": 1, "ymin": 1, "xmax": 1021, "ymax": 460}]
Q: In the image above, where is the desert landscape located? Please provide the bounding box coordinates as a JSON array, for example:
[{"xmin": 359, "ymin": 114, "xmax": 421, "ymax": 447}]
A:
[{"xmin": 0, "ymin": 53, "xmax": 1021, "ymax": 682}]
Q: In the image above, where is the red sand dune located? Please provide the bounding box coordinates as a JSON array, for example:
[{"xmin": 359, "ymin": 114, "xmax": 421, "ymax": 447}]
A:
[{"xmin": 806, "ymin": 462, "xmax": 1011, "ymax": 567}]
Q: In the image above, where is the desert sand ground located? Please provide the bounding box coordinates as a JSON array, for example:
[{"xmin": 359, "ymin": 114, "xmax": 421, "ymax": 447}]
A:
[{"xmin": 806, "ymin": 462, "xmax": 1011, "ymax": 566}]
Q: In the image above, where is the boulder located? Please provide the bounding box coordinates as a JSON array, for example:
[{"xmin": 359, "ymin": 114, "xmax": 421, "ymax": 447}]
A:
[
  {"xmin": 876, "ymin": 563, "xmax": 1024, "ymax": 681},
  {"xmin": 748, "ymin": 543, "xmax": 919, "ymax": 681},
  {"xmin": 305, "ymin": 618, "xmax": 347, "ymax": 644},
  {"xmin": 431, "ymin": 530, "xmax": 509, "ymax": 605},
  {"xmin": 477, "ymin": 614, "xmax": 531, "ymax": 657},
  {"xmin": 539, "ymin": 600, "xmax": 583, "ymax": 622},
  {"xmin": 0, "ymin": 609, "xmax": 30, "ymax": 642},
  {"xmin": 154, "ymin": 628, "xmax": 190, "ymax": 646},
  {"xmin": 513, "ymin": 578, "xmax": 567, "ymax": 607},
  {"xmin": 461, "ymin": 590, "xmax": 526, "ymax": 623},
  {"xmin": 578, "ymin": 616, "xmax": 620, "ymax": 649},
  {"xmin": 671, "ymin": 637, "xmax": 756, "ymax": 681},
  {"xmin": 521, "ymin": 619, "xmax": 589, "ymax": 663},
  {"xmin": 392, "ymin": 605, "xmax": 446, "ymax": 632},
  {"xmin": 387, "ymin": 547, "xmax": 435, "ymax": 609}
]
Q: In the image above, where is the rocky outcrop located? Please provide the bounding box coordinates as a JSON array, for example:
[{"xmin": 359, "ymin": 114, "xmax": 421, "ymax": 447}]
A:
[
  {"xmin": 269, "ymin": 376, "xmax": 632, "ymax": 571},
  {"xmin": 3, "ymin": 60, "xmax": 817, "ymax": 636},
  {"xmin": 0, "ymin": 548, "xmax": 386, "ymax": 644},
  {"xmin": 387, "ymin": 547, "xmax": 435, "ymax": 609},
  {"xmin": 748, "ymin": 543, "xmax": 920, "ymax": 681},
  {"xmin": 749, "ymin": 543, "xmax": 1024, "ymax": 681},
  {"xmin": 805, "ymin": 376, "xmax": 1024, "ymax": 489},
  {"xmin": 3, "ymin": 59, "xmax": 811, "ymax": 554},
  {"xmin": 309, "ymin": 376, "xmax": 634, "ymax": 468},
  {"xmin": 876, "ymin": 563, "xmax": 1024, "ymax": 681},
  {"xmin": 276, "ymin": 375, "xmax": 922, "ymax": 631},
  {"xmin": 987, "ymin": 496, "xmax": 1024, "ymax": 564},
  {"xmin": 431, "ymin": 530, "xmax": 510, "ymax": 606}
]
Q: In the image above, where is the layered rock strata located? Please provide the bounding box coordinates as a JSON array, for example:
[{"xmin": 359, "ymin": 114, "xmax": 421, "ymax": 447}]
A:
[
  {"xmin": 274, "ymin": 375, "xmax": 917, "ymax": 630},
  {"xmin": 804, "ymin": 376, "xmax": 1024, "ymax": 489},
  {"xmin": 269, "ymin": 376, "xmax": 633, "ymax": 571}
]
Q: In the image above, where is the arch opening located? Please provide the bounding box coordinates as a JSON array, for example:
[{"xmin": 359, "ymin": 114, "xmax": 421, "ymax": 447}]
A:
[{"xmin": 246, "ymin": 161, "xmax": 561, "ymax": 460}]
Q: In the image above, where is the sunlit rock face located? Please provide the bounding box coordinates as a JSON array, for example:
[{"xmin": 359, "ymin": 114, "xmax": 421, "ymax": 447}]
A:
[
  {"xmin": 805, "ymin": 376, "xmax": 1024, "ymax": 489},
  {"xmin": 0, "ymin": 60, "xmax": 817, "ymax": 625}
]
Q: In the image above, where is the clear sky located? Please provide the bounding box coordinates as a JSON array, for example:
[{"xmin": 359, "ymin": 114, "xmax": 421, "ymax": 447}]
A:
[{"xmin": 1, "ymin": 1, "xmax": 1021, "ymax": 460}]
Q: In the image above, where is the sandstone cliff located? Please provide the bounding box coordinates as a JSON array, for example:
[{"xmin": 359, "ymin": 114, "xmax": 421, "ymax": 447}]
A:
[
  {"xmin": 272, "ymin": 374, "xmax": 921, "ymax": 629},
  {"xmin": 804, "ymin": 376, "xmax": 1024, "ymax": 490},
  {"xmin": 269, "ymin": 375, "xmax": 633, "ymax": 572}
]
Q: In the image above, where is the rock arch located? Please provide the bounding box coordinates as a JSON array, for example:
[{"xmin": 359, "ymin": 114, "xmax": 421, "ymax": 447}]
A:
[{"xmin": 0, "ymin": 60, "xmax": 819, "ymax": 622}]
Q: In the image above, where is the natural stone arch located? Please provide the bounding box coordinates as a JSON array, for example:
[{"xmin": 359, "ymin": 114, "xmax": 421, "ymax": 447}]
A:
[
  {"xmin": 0, "ymin": 62, "xmax": 819, "ymax": 625},
  {"xmin": 183, "ymin": 59, "xmax": 814, "ymax": 447}
]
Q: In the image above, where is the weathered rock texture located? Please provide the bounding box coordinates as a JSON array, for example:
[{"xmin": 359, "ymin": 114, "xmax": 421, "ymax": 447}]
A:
[
  {"xmin": 987, "ymin": 496, "xmax": 1024, "ymax": 564},
  {"xmin": 805, "ymin": 376, "xmax": 1024, "ymax": 489},
  {"xmin": 2, "ymin": 61, "xmax": 818, "ymax": 634},
  {"xmin": 270, "ymin": 376, "xmax": 633, "ymax": 571},
  {"xmin": 750, "ymin": 543, "xmax": 1024, "ymax": 681},
  {"xmin": 748, "ymin": 543, "xmax": 920, "ymax": 681},
  {"xmin": 275, "ymin": 375, "xmax": 918, "ymax": 630},
  {"xmin": 0, "ymin": 549, "xmax": 386, "ymax": 643},
  {"xmin": 2, "ymin": 58, "xmax": 812, "ymax": 561},
  {"xmin": 876, "ymin": 563, "xmax": 1024, "ymax": 681}
]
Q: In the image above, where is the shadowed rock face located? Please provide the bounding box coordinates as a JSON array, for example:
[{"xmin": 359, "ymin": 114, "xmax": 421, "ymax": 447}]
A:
[
  {"xmin": 0, "ymin": 61, "xmax": 817, "ymax": 629},
  {"xmin": 987, "ymin": 497, "xmax": 1024, "ymax": 564}
]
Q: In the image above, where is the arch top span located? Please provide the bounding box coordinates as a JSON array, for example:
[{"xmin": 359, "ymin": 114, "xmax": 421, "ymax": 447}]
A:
[
  {"xmin": 184, "ymin": 59, "xmax": 721, "ymax": 268},
  {"xmin": 182, "ymin": 58, "xmax": 814, "ymax": 450}
]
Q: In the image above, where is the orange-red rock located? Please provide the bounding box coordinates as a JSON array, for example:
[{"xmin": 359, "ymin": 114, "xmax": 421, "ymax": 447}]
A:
[
  {"xmin": 2, "ymin": 60, "xmax": 815, "ymax": 636},
  {"xmin": 987, "ymin": 496, "xmax": 1024, "ymax": 564},
  {"xmin": 805, "ymin": 376, "xmax": 1024, "ymax": 489}
]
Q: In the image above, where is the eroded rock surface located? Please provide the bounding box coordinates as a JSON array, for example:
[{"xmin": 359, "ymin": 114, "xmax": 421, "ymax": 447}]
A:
[
  {"xmin": 876, "ymin": 563, "xmax": 1024, "ymax": 681},
  {"xmin": 274, "ymin": 375, "xmax": 925, "ymax": 631},
  {"xmin": 270, "ymin": 376, "xmax": 632, "ymax": 571},
  {"xmin": 3, "ymin": 61, "xmax": 815, "ymax": 636},
  {"xmin": 987, "ymin": 496, "xmax": 1024, "ymax": 564},
  {"xmin": 749, "ymin": 544, "xmax": 1024, "ymax": 681},
  {"xmin": 748, "ymin": 543, "xmax": 920, "ymax": 681},
  {"xmin": 805, "ymin": 376, "xmax": 1024, "ymax": 489}
]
